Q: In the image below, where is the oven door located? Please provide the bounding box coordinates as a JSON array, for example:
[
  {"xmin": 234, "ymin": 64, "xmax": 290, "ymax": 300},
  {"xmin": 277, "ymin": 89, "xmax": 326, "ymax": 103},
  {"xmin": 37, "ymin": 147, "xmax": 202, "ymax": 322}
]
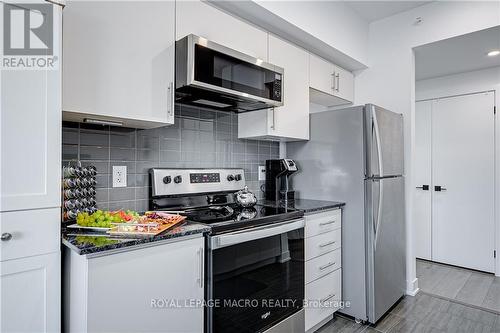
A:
[{"xmin": 207, "ymin": 219, "xmax": 305, "ymax": 333}]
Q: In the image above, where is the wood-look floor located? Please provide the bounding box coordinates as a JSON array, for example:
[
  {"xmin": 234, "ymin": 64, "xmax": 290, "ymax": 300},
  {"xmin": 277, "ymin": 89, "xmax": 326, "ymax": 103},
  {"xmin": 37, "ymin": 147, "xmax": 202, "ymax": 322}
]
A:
[
  {"xmin": 317, "ymin": 293, "xmax": 500, "ymax": 332},
  {"xmin": 416, "ymin": 259, "xmax": 500, "ymax": 313}
]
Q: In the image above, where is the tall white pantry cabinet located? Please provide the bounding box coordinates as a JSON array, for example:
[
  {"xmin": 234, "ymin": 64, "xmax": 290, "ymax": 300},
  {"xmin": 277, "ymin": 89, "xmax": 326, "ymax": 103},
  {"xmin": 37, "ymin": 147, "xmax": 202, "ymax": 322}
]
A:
[{"xmin": 0, "ymin": 1, "xmax": 63, "ymax": 332}]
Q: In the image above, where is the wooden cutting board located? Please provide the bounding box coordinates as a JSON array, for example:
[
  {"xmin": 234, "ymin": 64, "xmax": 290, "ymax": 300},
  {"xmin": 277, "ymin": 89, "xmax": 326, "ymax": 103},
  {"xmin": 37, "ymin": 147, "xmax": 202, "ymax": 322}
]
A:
[{"xmin": 107, "ymin": 216, "xmax": 187, "ymax": 237}]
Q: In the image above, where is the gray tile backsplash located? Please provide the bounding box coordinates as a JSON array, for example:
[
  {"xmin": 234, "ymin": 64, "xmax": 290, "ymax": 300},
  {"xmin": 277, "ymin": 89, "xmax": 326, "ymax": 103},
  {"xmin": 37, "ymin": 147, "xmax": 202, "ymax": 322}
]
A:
[{"xmin": 62, "ymin": 105, "xmax": 279, "ymax": 211}]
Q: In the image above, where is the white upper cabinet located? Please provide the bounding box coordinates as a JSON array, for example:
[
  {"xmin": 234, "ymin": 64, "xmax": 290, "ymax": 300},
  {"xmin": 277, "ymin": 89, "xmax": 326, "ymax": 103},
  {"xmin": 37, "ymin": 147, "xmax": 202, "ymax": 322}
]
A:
[
  {"xmin": 333, "ymin": 64, "xmax": 354, "ymax": 102},
  {"xmin": 62, "ymin": 1, "xmax": 175, "ymax": 128},
  {"xmin": 309, "ymin": 53, "xmax": 354, "ymax": 107},
  {"xmin": 1, "ymin": 2, "xmax": 61, "ymax": 212},
  {"xmin": 309, "ymin": 54, "xmax": 335, "ymax": 94},
  {"xmin": 176, "ymin": 1, "xmax": 268, "ymax": 60},
  {"xmin": 238, "ymin": 35, "xmax": 310, "ymax": 141}
]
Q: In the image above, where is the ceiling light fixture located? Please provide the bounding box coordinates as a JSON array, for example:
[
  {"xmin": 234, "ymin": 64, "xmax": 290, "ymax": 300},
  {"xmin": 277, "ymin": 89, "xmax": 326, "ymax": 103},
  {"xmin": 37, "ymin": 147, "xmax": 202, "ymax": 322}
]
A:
[{"xmin": 487, "ymin": 50, "xmax": 500, "ymax": 57}]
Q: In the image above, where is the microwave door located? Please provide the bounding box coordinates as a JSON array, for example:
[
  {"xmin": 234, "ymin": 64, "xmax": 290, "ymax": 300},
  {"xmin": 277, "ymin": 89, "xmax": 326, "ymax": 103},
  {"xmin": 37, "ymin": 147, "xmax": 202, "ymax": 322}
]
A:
[{"xmin": 175, "ymin": 34, "xmax": 283, "ymax": 111}]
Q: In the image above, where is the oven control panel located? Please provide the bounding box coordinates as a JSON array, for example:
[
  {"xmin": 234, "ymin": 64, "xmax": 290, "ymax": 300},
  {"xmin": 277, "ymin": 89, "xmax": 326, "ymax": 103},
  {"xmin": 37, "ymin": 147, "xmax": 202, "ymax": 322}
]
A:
[
  {"xmin": 151, "ymin": 168, "xmax": 245, "ymax": 196},
  {"xmin": 190, "ymin": 173, "xmax": 220, "ymax": 183}
]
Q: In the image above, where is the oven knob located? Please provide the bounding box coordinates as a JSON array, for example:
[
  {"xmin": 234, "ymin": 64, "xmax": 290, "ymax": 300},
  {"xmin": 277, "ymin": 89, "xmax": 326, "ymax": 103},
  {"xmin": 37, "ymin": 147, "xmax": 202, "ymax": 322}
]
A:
[
  {"xmin": 163, "ymin": 176, "xmax": 172, "ymax": 184},
  {"xmin": 174, "ymin": 175, "xmax": 182, "ymax": 184},
  {"xmin": 234, "ymin": 174, "xmax": 242, "ymax": 181},
  {"xmin": 227, "ymin": 174, "xmax": 235, "ymax": 181}
]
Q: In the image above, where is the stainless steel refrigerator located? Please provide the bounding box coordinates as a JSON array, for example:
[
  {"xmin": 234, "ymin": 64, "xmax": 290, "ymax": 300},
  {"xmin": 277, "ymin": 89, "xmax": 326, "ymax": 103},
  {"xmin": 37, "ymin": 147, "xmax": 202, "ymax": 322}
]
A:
[{"xmin": 287, "ymin": 104, "xmax": 406, "ymax": 323}]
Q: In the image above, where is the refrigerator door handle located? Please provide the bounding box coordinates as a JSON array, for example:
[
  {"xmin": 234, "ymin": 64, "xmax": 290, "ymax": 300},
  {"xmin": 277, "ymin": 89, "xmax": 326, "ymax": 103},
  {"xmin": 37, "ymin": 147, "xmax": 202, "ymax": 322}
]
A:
[
  {"xmin": 372, "ymin": 108, "xmax": 384, "ymax": 177},
  {"xmin": 374, "ymin": 179, "xmax": 383, "ymax": 250}
]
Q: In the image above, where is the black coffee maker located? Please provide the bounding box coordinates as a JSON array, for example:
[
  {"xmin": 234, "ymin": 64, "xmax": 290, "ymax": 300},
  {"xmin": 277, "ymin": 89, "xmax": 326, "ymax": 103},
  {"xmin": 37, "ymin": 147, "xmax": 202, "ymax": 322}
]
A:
[{"xmin": 265, "ymin": 159, "xmax": 298, "ymax": 204}]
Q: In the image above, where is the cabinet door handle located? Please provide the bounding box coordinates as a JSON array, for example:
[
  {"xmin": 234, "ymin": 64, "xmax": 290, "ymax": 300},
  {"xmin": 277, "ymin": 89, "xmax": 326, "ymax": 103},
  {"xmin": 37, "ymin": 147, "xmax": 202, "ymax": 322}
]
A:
[
  {"xmin": 197, "ymin": 247, "xmax": 204, "ymax": 289},
  {"xmin": 331, "ymin": 73, "xmax": 336, "ymax": 91},
  {"xmin": 434, "ymin": 185, "xmax": 447, "ymax": 192},
  {"xmin": 271, "ymin": 108, "xmax": 276, "ymax": 130},
  {"xmin": 336, "ymin": 73, "xmax": 340, "ymax": 92},
  {"xmin": 319, "ymin": 240, "xmax": 337, "ymax": 248},
  {"xmin": 1, "ymin": 233, "xmax": 12, "ymax": 241},
  {"xmin": 320, "ymin": 293, "xmax": 336, "ymax": 303},
  {"xmin": 416, "ymin": 185, "xmax": 429, "ymax": 190},
  {"xmin": 167, "ymin": 82, "xmax": 173, "ymax": 116},
  {"xmin": 319, "ymin": 220, "xmax": 336, "ymax": 226},
  {"xmin": 319, "ymin": 261, "xmax": 336, "ymax": 271}
]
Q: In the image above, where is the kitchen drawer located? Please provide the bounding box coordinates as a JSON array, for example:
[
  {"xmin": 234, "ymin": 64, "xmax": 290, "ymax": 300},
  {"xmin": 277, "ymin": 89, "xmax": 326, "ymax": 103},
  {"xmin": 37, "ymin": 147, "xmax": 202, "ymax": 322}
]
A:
[
  {"xmin": 306, "ymin": 229, "xmax": 341, "ymax": 260},
  {"xmin": 305, "ymin": 268, "xmax": 342, "ymax": 331},
  {"xmin": 306, "ymin": 248, "xmax": 341, "ymax": 284},
  {"xmin": 0, "ymin": 208, "xmax": 60, "ymax": 261},
  {"xmin": 305, "ymin": 209, "xmax": 341, "ymax": 238}
]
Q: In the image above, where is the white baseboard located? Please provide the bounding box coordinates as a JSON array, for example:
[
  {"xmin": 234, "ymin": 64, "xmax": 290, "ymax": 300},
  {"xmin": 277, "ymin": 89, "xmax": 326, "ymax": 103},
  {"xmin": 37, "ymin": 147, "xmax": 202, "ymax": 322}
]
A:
[{"xmin": 406, "ymin": 278, "xmax": 419, "ymax": 296}]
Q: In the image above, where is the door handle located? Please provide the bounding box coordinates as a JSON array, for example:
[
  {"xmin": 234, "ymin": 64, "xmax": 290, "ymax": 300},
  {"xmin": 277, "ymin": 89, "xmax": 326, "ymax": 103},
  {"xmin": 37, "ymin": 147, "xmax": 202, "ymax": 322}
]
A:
[
  {"xmin": 416, "ymin": 185, "xmax": 429, "ymax": 190},
  {"xmin": 319, "ymin": 240, "xmax": 337, "ymax": 248},
  {"xmin": 319, "ymin": 261, "xmax": 336, "ymax": 271},
  {"xmin": 197, "ymin": 247, "xmax": 204, "ymax": 289},
  {"xmin": 319, "ymin": 220, "xmax": 336, "ymax": 226},
  {"xmin": 1, "ymin": 233, "xmax": 12, "ymax": 241},
  {"xmin": 434, "ymin": 186, "xmax": 447, "ymax": 191},
  {"xmin": 320, "ymin": 293, "xmax": 336, "ymax": 303},
  {"xmin": 167, "ymin": 81, "xmax": 175, "ymax": 118},
  {"xmin": 270, "ymin": 108, "xmax": 276, "ymax": 130}
]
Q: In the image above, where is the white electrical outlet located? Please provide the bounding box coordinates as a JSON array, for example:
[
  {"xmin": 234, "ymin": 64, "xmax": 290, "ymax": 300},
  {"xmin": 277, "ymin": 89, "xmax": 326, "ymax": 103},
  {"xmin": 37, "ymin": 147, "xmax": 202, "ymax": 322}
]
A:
[
  {"xmin": 258, "ymin": 165, "xmax": 266, "ymax": 181},
  {"xmin": 112, "ymin": 166, "xmax": 127, "ymax": 188}
]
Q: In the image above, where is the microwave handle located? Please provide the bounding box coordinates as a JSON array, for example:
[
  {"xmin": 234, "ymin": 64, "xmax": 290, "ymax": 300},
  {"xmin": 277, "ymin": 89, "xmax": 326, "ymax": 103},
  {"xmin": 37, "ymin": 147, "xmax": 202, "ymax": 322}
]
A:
[{"xmin": 211, "ymin": 218, "xmax": 304, "ymax": 249}]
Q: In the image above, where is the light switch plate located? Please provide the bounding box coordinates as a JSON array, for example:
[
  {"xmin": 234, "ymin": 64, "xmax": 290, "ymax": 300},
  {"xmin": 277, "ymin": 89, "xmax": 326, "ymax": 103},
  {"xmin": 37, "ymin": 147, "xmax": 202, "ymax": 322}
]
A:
[
  {"xmin": 258, "ymin": 166, "xmax": 266, "ymax": 181},
  {"xmin": 112, "ymin": 166, "xmax": 127, "ymax": 187}
]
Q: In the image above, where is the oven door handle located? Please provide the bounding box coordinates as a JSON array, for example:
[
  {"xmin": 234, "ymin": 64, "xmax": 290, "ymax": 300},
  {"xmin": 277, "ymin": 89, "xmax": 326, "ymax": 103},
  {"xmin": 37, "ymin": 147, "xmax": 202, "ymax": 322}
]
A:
[{"xmin": 211, "ymin": 219, "xmax": 305, "ymax": 249}]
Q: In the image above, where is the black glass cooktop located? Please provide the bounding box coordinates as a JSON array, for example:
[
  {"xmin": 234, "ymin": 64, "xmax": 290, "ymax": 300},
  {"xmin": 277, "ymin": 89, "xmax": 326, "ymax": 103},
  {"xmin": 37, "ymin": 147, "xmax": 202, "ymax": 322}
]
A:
[{"xmin": 181, "ymin": 204, "xmax": 304, "ymax": 234}]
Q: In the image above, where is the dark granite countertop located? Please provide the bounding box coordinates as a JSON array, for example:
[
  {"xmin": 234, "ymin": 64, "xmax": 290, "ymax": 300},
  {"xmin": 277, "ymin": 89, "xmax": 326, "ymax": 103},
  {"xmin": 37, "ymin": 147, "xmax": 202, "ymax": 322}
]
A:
[
  {"xmin": 62, "ymin": 222, "xmax": 210, "ymax": 256},
  {"xmin": 259, "ymin": 199, "xmax": 345, "ymax": 214}
]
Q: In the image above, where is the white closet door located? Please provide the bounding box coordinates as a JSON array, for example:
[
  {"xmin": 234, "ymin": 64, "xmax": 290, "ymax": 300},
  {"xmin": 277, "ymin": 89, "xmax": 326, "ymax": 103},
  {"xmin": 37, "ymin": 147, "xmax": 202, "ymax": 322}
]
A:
[
  {"xmin": 431, "ymin": 92, "xmax": 495, "ymax": 272},
  {"xmin": 414, "ymin": 101, "xmax": 432, "ymax": 260}
]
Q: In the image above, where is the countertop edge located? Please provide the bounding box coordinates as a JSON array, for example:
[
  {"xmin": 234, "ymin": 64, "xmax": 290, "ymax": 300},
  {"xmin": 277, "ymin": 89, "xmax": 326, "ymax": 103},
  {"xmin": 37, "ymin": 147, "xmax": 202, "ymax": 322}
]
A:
[{"xmin": 62, "ymin": 224, "xmax": 210, "ymax": 256}]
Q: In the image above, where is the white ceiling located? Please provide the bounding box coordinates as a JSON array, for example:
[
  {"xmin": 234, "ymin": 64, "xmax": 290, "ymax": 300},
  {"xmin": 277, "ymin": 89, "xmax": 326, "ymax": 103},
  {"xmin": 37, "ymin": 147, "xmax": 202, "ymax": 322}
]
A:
[
  {"xmin": 415, "ymin": 26, "xmax": 500, "ymax": 81},
  {"xmin": 344, "ymin": 1, "xmax": 431, "ymax": 23}
]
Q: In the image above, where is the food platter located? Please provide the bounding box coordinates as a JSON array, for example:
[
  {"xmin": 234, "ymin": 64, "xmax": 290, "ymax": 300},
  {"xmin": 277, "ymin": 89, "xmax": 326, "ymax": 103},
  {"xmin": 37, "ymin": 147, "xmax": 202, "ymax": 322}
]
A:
[{"xmin": 106, "ymin": 212, "xmax": 187, "ymax": 237}]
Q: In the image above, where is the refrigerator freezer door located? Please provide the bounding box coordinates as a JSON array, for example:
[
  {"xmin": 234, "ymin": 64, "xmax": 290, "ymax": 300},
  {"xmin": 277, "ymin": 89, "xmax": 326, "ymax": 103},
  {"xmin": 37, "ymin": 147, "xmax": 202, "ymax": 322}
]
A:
[
  {"xmin": 365, "ymin": 176, "xmax": 406, "ymax": 323},
  {"xmin": 365, "ymin": 104, "xmax": 404, "ymax": 178}
]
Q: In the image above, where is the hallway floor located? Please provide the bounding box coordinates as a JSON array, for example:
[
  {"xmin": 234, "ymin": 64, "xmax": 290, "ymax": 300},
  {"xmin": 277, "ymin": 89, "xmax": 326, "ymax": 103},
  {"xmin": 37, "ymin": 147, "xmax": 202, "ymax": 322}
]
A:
[
  {"xmin": 318, "ymin": 292, "xmax": 500, "ymax": 332},
  {"xmin": 416, "ymin": 259, "xmax": 500, "ymax": 313}
]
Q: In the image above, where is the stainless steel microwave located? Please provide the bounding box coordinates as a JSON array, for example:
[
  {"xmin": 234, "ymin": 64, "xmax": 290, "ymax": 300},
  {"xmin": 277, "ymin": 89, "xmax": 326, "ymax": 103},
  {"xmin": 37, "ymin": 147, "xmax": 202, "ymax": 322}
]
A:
[{"xmin": 175, "ymin": 34, "xmax": 284, "ymax": 112}]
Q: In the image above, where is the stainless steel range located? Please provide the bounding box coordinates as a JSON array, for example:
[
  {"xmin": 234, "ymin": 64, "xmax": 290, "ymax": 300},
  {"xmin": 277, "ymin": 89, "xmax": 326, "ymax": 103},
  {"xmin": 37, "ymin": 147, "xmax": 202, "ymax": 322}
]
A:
[{"xmin": 150, "ymin": 168, "xmax": 305, "ymax": 333}]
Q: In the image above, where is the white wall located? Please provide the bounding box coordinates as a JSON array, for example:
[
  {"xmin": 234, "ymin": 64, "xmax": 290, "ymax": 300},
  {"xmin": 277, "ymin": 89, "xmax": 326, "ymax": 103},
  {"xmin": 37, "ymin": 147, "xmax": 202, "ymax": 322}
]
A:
[
  {"xmin": 254, "ymin": 1, "xmax": 369, "ymax": 66},
  {"xmin": 355, "ymin": 1, "xmax": 500, "ymax": 293},
  {"xmin": 416, "ymin": 67, "xmax": 500, "ymax": 100}
]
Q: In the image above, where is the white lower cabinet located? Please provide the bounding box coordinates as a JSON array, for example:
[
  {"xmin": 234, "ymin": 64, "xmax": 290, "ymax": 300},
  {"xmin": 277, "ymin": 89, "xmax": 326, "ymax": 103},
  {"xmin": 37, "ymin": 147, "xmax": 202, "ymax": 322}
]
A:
[
  {"xmin": 304, "ymin": 209, "xmax": 342, "ymax": 332},
  {"xmin": 1, "ymin": 252, "xmax": 60, "ymax": 333},
  {"xmin": 64, "ymin": 236, "xmax": 205, "ymax": 333},
  {"xmin": 305, "ymin": 269, "xmax": 342, "ymax": 332}
]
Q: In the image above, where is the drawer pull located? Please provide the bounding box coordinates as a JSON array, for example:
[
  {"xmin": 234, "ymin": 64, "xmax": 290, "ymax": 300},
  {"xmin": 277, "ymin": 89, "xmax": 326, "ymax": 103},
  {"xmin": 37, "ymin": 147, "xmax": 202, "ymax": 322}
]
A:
[
  {"xmin": 319, "ymin": 240, "xmax": 337, "ymax": 248},
  {"xmin": 1, "ymin": 233, "xmax": 12, "ymax": 241},
  {"xmin": 320, "ymin": 293, "xmax": 336, "ymax": 303},
  {"xmin": 319, "ymin": 220, "xmax": 336, "ymax": 226},
  {"xmin": 319, "ymin": 261, "xmax": 336, "ymax": 271}
]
